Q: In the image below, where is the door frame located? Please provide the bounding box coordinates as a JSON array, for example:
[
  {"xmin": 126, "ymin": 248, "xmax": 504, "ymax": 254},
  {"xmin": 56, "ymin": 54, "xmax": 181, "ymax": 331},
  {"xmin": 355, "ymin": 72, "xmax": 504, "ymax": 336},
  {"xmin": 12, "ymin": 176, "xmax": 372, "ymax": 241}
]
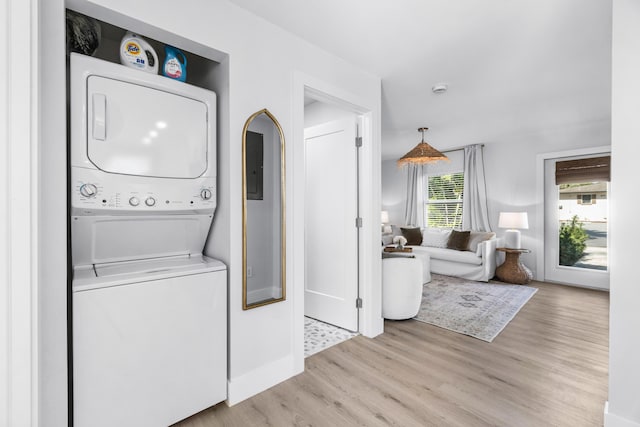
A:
[
  {"xmin": 292, "ymin": 71, "xmax": 382, "ymax": 373},
  {"xmin": 535, "ymin": 145, "xmax": 611, "ymax": 282}
]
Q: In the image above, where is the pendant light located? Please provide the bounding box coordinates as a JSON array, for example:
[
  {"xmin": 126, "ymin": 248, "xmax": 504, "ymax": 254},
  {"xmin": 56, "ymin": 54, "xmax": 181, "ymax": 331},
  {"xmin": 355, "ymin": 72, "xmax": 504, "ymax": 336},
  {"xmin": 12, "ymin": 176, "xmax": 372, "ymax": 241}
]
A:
[{"xmin": 397, "ymin": 127, "xmax": 449, "ymax": 166}]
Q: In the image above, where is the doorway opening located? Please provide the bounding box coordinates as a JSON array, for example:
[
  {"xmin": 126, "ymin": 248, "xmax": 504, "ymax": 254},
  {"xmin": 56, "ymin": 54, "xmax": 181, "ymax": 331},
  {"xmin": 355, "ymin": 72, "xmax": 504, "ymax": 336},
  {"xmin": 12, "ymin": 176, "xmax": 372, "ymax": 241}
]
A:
[
  {"xmin": 543, "ymin": 152, "xmax": 610, "ymax": 289},
  {"xmin": 302, "ymin": 92, "xmax": 364, "ymax": 352}
]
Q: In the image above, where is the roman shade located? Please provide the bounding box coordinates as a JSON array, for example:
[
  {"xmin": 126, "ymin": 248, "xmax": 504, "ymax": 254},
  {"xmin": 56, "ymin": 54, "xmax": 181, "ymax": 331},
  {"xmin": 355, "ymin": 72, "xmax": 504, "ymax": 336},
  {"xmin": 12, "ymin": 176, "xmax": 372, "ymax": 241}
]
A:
[{"xmin": 555, "ymin": 156, "xmax": 610, "ymax": 185}]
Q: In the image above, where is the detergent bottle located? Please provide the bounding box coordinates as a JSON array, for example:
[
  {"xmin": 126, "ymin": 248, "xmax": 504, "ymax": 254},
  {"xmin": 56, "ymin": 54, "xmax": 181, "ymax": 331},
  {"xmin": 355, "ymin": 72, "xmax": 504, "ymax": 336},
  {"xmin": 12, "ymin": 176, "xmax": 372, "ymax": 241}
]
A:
[
  {"xmin": 162, "ymin": 46, "xmax": 187, "ymax": 82},
  {"xmin": 119, "ymin": 32, "xmax": 158, "ymax": 74}
]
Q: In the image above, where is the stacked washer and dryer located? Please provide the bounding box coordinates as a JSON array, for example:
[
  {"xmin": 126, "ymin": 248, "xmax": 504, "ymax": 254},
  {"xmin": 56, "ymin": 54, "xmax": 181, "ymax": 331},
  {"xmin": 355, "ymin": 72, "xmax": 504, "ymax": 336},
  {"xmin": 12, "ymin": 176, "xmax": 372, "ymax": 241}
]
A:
[{"xmin": 69, "ymin": 53, "xmax": 226, "ymax": 427}]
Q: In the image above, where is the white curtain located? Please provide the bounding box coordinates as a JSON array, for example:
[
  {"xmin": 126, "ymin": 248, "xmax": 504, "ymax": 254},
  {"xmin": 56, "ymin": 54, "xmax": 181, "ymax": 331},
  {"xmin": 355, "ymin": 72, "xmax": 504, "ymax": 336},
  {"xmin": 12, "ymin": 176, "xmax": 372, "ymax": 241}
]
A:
[
  {"xmin": 462, "ymin": 144, "xmax": 492, "ymax": 231},
  {"xmin": 403, "ymin": 164, "xmax": 423, "ymax": 226}
]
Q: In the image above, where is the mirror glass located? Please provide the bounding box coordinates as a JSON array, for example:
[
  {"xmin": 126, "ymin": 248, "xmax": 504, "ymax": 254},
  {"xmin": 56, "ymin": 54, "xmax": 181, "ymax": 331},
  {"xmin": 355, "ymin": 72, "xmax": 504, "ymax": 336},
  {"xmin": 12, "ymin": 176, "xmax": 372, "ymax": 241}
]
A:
[{"xmin": 243, "ymin": 109, "xmax": 286, "ymax": 309}]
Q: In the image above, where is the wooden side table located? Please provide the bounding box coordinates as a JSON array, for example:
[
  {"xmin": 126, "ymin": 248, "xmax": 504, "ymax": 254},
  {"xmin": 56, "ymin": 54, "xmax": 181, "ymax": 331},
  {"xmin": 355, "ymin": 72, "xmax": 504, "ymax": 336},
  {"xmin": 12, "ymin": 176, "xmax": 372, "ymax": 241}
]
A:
[{"xmin": 495, "ymin": 248, "xmax": 533, "ymax": 285}]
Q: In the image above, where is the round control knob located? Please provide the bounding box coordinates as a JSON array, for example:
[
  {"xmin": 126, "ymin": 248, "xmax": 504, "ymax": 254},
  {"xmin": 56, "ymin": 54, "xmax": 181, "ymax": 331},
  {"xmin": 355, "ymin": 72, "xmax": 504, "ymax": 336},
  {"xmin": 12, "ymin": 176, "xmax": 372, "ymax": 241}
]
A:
[
  {"xmin": 79, "ymin": 183, "xmax": 98, "ymax": 198},
  {"xmin": 129, "ymin": 197, "xmax": 140, "ymax": 207},
  {"xmin": 145, "ymin": 197, "xmax": 156, "ymax": 207},
  {"xmin": 200, "ymin": 188, "xmax": 212, "ymax": 200}
]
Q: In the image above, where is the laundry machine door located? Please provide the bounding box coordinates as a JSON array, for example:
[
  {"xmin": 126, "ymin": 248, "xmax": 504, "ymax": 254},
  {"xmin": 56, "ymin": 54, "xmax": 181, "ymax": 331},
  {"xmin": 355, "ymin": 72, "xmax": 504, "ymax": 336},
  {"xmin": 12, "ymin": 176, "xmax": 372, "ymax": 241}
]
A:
[
  {"xmin": 73, "ymin": 269, "xmax": 227, "ymax": 427},
  {"xmin": 86, "ymin": 75, "xmax": 209, "ymax": 179}
]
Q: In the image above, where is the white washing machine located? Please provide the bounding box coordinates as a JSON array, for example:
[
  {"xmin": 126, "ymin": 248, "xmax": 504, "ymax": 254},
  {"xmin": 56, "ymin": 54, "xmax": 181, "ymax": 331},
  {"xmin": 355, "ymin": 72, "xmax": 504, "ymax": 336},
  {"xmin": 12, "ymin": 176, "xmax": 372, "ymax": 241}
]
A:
[{"xmin": 69, "ymin": 53, "xmax": 226, "ymax": 427}]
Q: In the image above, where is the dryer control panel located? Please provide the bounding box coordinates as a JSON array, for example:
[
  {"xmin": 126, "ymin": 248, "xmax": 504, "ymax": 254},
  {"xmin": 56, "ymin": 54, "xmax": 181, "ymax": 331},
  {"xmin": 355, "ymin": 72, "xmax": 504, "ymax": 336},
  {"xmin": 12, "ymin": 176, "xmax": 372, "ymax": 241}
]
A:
[{"xmin": 71, "ymin": 167, "xmax": 216, "ymax": 215}]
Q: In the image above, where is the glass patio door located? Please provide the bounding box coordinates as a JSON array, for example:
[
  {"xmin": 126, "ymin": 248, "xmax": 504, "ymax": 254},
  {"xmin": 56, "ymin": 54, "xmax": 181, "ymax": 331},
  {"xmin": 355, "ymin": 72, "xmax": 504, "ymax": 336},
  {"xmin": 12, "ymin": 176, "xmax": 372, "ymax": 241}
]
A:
[{"xmin": 543, "ymin": 154, "xmax": 610, "ymax": 290}]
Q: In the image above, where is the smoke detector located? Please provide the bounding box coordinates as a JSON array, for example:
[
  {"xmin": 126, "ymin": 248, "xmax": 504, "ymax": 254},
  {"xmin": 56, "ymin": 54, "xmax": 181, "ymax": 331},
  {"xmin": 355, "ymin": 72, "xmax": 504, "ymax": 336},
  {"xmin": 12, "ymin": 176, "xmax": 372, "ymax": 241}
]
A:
[{"xmin": 432, "ymin": 83, "xmax": 448, "ymax": 94}]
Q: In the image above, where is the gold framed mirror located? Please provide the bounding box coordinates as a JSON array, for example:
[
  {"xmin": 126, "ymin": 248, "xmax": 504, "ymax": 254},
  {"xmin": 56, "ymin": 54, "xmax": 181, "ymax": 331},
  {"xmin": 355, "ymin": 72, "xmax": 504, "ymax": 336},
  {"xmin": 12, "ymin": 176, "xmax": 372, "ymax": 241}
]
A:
[{"xmin": 242, "ymin": 109, "xmax": 286, "ymax": 309}]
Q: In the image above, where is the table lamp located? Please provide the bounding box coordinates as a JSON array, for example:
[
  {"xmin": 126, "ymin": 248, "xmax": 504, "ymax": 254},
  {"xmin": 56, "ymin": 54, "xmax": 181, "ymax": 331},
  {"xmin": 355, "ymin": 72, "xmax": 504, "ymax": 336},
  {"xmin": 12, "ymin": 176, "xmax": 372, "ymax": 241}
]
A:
[
  {"xmin": 498, "ymin": 212, "xmax": 529, "ymax": 249},
  {"xmin": 381, "ymin": 210, "xmax": 391, "ymax": 233}
]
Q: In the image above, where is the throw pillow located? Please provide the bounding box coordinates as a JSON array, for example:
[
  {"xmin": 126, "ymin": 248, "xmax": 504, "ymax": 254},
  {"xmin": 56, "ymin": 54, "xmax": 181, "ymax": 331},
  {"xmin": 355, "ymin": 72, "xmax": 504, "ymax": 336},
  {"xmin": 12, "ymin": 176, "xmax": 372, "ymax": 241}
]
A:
[
  {"xmin": 447, "ymin": 230, "xmax": 471, "ymax": 251},
  {"xmin": 401, "ymin": 227, "xmax": 423, "ymax": 246},
  {"xmin": 421, "ymin": 228, "xmax": 451, "ymax": 248},
  {"xmin": 467, "ymin": 231, "xmax": 496, "ymax": 252}
]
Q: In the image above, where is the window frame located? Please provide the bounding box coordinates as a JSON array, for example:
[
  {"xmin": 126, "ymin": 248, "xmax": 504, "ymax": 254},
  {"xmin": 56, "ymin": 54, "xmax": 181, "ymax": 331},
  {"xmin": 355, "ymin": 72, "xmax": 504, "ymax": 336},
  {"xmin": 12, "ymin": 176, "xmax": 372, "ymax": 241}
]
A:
[{"xmin": 423, "ymin": 171, "xmax": 464, "ymax": 229}]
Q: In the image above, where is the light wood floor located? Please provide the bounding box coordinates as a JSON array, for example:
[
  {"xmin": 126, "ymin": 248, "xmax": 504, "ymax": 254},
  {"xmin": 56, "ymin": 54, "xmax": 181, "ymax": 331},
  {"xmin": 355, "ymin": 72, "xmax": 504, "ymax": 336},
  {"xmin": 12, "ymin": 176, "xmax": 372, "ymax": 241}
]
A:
[{"xmin": 176, "ymin": 281, "xmax": 609, "ymax": 427}]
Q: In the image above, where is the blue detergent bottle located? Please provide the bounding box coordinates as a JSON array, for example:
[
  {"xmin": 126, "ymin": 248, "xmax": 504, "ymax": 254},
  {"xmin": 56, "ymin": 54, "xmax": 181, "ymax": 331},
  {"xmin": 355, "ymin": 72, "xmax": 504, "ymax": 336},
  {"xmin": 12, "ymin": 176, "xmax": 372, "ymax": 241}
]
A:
[{"xmin": 163, "ymin": 46, "xmax": 187, "ymax": 82}]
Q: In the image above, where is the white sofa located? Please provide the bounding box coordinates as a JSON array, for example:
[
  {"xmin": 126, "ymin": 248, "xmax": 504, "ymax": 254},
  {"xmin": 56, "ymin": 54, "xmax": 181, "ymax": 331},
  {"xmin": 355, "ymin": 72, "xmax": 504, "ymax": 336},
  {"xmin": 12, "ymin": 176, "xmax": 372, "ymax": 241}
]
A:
[{"xmin": 383, "ymin": 227, "xmax": 498, "ymax": 282}]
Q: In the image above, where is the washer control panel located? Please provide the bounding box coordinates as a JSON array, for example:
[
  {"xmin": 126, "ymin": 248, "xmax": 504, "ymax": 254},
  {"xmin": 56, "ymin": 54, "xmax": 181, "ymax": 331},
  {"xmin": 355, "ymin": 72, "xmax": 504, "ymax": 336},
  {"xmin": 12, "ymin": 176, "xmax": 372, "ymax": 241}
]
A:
[{"xmin": 71, "ymin": 168, "xmax": 216, "ymax": 214}]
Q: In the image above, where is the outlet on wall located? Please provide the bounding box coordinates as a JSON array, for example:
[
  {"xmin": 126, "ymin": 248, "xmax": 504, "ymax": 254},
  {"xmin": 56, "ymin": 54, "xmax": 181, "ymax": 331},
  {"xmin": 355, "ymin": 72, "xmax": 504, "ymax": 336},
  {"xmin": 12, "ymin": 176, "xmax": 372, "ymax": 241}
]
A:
[{"xmin": 247, "ymin": 266, "xmax": 253, "ymax": 277}]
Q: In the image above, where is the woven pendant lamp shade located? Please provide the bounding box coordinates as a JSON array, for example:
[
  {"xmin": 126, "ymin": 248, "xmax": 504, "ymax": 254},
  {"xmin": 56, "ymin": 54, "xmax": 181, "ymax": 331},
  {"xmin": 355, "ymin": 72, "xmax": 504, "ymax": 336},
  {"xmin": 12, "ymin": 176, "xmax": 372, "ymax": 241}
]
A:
[{"xmin": 397, "ymin": 128, "xmax": 449, "ymax": 166}]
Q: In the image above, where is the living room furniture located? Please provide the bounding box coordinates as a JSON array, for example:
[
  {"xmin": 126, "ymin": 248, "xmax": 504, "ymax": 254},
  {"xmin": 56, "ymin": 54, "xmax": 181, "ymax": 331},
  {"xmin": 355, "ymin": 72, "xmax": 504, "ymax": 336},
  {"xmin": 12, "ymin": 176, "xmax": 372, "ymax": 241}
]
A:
[
  {"xmin": 382, "ymin": 256, "xmax": 426, "ymax": 320},
  {"xmin": 383, "ymin": 246, "xmax": 412, "ymax": 253},
  {"xmin": 383, "ymin": 249, "xmax": 431, "ymax": 284},
  {"xmin": 383, "ymin": 229, "xmax": 498, "ymax": 283},
  {"xmin": 498, "ymin": 212, "xmax": 529, "ymax": 249},
  {"xmin": 495, "ymin": 247, "xmax": 533, "ymax": 285},
  {"xmin": 382, "ymin": 227, "xmax": 498, "ymax": 282}
]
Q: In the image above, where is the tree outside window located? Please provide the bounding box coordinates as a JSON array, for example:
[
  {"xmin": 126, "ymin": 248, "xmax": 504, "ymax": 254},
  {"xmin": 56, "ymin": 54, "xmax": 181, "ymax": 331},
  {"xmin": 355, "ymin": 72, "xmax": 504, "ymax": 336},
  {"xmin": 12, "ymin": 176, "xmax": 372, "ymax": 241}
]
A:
[{"xmin": 424, "ymin": 172, "xmax": 464, "ymax": 228}]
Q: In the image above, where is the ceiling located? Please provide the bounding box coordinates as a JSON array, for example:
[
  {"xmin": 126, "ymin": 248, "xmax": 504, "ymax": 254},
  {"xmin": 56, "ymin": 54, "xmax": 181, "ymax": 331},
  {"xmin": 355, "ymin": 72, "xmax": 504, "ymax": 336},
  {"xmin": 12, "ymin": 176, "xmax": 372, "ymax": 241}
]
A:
[{"xmin": 228, "ymin": 0, "xmax": 612, "ymax": 160}]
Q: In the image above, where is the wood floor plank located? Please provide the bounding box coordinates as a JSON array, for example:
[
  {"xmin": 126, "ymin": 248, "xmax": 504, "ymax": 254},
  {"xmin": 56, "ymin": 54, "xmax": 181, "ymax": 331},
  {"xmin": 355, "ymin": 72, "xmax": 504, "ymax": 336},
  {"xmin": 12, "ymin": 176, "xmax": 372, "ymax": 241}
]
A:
[{"xmin": 175, "ymin": 280, "xmax": 608, "ymax": 427}]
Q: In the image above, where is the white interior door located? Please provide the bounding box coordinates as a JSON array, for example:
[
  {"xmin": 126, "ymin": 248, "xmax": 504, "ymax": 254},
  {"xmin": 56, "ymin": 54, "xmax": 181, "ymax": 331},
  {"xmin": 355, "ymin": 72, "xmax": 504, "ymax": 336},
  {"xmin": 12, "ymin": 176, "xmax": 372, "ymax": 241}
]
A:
[
  {"xmin": 304, "ymin": 118, "xmax": 358, "ymax": 331},
  {"xmin": 544, "ymin": 155, "xmax": 610, "ymax": 289}
]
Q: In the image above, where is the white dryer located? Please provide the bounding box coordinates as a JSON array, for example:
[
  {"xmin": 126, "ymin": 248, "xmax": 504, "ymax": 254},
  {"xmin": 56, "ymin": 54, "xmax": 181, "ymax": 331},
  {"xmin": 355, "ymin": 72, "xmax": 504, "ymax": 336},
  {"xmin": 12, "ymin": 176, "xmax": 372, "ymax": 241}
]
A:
[{"xmin": 69, "ymin": 53, "xmax": 226, "ymax": 427}]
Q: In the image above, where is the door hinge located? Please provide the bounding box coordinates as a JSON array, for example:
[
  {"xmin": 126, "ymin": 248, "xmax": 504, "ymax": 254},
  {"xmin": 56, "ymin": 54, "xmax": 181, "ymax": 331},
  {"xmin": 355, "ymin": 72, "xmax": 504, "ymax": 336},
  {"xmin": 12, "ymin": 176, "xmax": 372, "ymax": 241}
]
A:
[
  {"xmin": 355, "ymin": 136, "xmax": 363, "ymax": 147},
  {"xmin": 356, "ymin": 297, "xmax": 363, "ymax": 308},
  {"xmin": 355, "ymin": 217, "xmax": 363, "ymax": 228}
]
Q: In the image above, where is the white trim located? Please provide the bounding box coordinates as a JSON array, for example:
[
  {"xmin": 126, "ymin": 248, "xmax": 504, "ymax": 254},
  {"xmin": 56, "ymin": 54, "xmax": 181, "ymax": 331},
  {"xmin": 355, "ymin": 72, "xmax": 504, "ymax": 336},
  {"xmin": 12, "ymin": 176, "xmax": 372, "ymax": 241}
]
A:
[
  {"xmin": 38, "ymin": 0, "xmax": 69, "ymax": 424},
  {"xmin": 1, "ymin": 1, "xmax": 9, "ymax": 421},
  {"xmin": 292, "ymin": 71, "xmax": 382, "ymax": 373},
  {"xmin": 605, "ymin": 402, "xmax": 640, "ymax": 427},
  {"xmin": 535, "ymin": 145, "xmax": 611, "ymax": 281},
  {"xmin": 226, "ymin": 354, "xmax": 295, "ymax": 406},
  {"xmin": 2, "ymin": 0, "xmax": 39, "ymax": 425}
]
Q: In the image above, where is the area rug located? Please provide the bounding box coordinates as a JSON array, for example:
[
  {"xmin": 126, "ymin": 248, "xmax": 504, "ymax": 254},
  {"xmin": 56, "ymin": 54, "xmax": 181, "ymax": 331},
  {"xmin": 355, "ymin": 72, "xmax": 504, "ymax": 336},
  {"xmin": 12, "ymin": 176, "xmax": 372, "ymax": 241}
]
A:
[{"xmin": 413, "ymin": 274, "xmax": 538, "ymax": 342}]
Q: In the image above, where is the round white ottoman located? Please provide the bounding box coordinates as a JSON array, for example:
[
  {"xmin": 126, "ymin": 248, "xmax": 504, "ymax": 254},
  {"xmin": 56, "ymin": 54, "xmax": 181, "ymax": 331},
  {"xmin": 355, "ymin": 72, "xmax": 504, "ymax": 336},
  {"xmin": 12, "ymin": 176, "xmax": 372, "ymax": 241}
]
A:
[{"xmin": 382, "ymin": 256, "xmax": 424, "ymax": 320}]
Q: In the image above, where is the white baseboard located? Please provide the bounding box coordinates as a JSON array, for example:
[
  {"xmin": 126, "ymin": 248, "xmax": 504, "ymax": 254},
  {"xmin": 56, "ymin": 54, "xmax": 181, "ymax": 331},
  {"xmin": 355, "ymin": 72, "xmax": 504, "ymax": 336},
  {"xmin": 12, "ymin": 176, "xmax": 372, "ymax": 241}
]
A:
[
  {"xmin": 605, "ymin": 401, "xmax": 640, "ymax": 427},
  {"xmin": 226, "ymin": 354, "xmax": 301, "ymax": 406}
]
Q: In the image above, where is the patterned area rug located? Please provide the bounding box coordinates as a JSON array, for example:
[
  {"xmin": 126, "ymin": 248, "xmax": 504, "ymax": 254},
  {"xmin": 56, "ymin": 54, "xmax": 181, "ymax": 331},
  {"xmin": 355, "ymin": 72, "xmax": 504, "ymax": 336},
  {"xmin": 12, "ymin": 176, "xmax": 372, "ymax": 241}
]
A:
[
  {"xmin": 304, "ymin": 317, "xmax": 359, "ymax": 358},
  {"xmin": 413, "ymin": 274, "xmax": 538, "ymax": 342}
]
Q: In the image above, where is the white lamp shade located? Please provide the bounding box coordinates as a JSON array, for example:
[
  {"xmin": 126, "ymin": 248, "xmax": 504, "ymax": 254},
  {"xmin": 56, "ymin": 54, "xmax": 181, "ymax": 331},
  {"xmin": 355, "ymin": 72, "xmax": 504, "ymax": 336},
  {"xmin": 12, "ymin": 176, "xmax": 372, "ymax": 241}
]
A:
[
  {"xmin": 498, "ymin": 212, "xmax": 529, "ymax": 230},
  {"xmin": 381, "ymin": 210, "xmax": 390, "ymax": 224},
  {"xmin": 498, "ymin": 212, "xmax": 528, "ymax": 249}
]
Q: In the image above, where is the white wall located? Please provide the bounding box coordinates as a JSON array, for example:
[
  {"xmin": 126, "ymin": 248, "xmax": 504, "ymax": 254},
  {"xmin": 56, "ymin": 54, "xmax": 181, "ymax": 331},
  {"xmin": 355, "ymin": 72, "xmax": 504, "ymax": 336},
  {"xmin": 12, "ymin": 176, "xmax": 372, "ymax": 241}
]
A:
[
  {"xmin": 382, "ymin": 121, "xmax": 610, "ymax": 276},
  {"xmin": 607, "ymin": 1, "xmax": 640, "ymax": 425},
  {"xmin": 484, "ymin": 124, "xmax": 610, "ymax": 275},
  {"xmin": 381, "ymin": 160, "xmax": 406, "ymax": 225},
  {"xmin": 304, "ymin": 100, "xmax": 355, "ymax": 127},
  {"xmin": 24, "ymin": 0, "xmax": 381, "ymax": 424}
]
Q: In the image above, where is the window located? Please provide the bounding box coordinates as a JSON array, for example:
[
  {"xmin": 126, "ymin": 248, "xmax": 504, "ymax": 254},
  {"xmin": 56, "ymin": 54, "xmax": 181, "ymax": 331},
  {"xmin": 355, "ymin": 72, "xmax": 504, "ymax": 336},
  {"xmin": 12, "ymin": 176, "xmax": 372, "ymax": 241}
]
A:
[
  {"xmin": 577, "ymin": 194, "xmax": 596, "ymax": 205},
  {"xmin": 424, "ymin": 172, "xmax": 464, "ymax": 228}
]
